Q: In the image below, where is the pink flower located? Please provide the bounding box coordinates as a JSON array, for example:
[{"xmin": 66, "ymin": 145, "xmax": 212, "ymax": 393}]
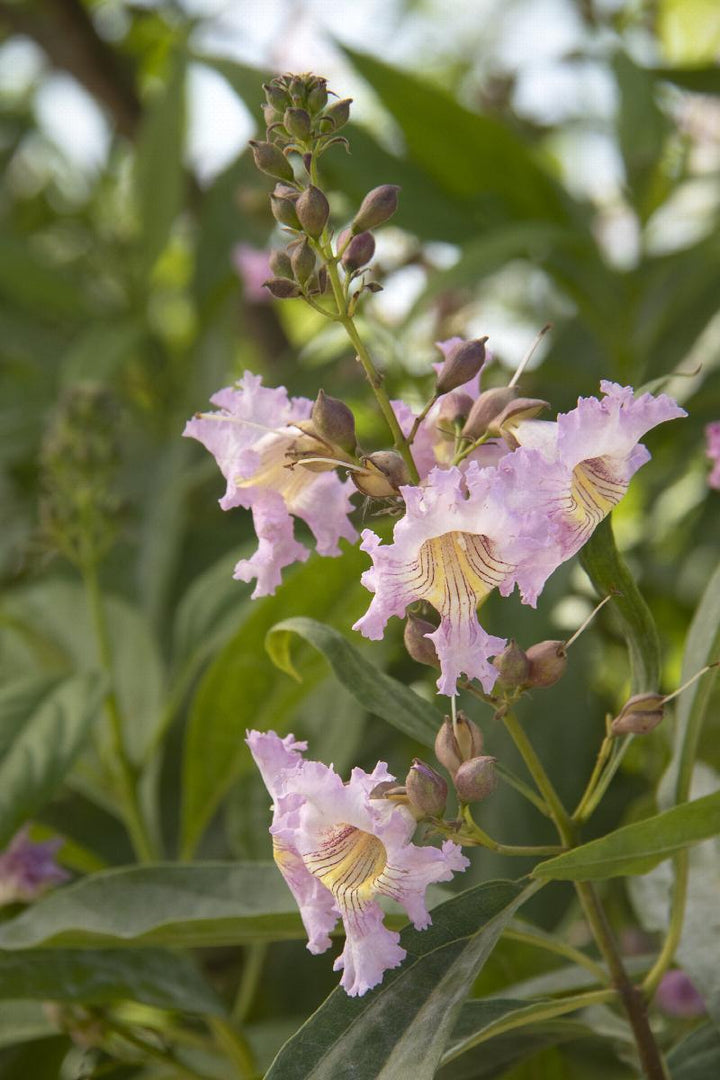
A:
[
  {"xmin": 0, "ymin": 828, "xmax": 68, "ymax": 906},
  {"xmin": 656, "ymin": 969, "xmax": 706, "ymax": 1018},
  {"xmin": 232, "ymin": 244, "xmax": 272, "ymax": 304},
  {"xmin": 184, "ymin": 373, "xmax": 357, "ymax": 597},
  {"xmin": 246, "ymin": 730, "xmax": 469, "ymax": 997},
  {"xmin": 353, "ymin": 463, "xmax": 551, "ymax": 696},
  {"xmin": 705, "ymin": 421, "xmax": 720, "ymax": 489}
]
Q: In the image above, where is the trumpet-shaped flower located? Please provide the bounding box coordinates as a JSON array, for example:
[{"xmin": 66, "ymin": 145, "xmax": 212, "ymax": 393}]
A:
[
  {"xmin": 353, "ymin": 463, "xmax": 552, "ymax": 695},
  {"xmin": 184, "ymin": 373, "xmax": 357, "ymax": 596},
  {"xmin": 0, "ymin": 828, "xmax": 68, "ymax": 906},
  {"xmin": 246, "ymin": 729, "xmax": 469, "ymax": 997}
]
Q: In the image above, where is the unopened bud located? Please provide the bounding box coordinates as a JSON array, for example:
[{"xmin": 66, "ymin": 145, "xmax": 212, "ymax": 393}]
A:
[
  {"xmin": 369, "ymin": 780, "xmax": 408, "ymax": 803},
  {"xmin": 296, "ymin": 185, "xmax": 330, "ymax": 238},
  {"xmin": 611, "ymin": 693, "xmax": 665, "ymax": 736},
  {"xmin": 323, "ymin": 98, "xmax": 352, "ymax": 130},
  {"xmin": 462, "ymin": 386, "xmax": 517, "ymax": 441},
  {"xmin": 526, "ymin": 640, "xmax": 567, "ymax": 689},
  {"xmin": 263, "ymin": 82, "xmax": 290, "ymax": 113},
  {"xmin": 352, "ymin": 185, "xmax": 401, "ymax": 233},
  {"xmin": 406, "ymin": 759, "xmax": 448, "ymax": 818},
  {"xmin": 352, "ymin": 451, "xmax": 409, "ymax": 498},
  {"xmin": 263, "ymin": 277, "xmax": 302, "ymax": 299},
  {"xmin": 404, "ymin": 614, "xmax": 440, "ymax": 669},
  {"xmin": 490, "ymin": 397, "xmax": 549, "ymax": 439},
  {"xmin": 270, "ymin": 185, "xmax": 301, "ymax": 229},
  {"xmin": 437, "ymin": 392, "xmax": 474, "ymax": 427},
  {"xmin": 284, "ymin": 107, "xmax": 312, "ymax": 141},
  {"xmin": 434, "ymin": 712, "xmax": 484, "ymax": 776},
  {"xmin": 436, "ymin": 338, "xmax": 488, "ymax": 395},
  {"xmin": 290, "ymin": 238, "xmax": 316, "ymax": 284},
  {"xmin": 493, "ymin": 639, "xmax": 531, "ymax": 688},
  {"xmin": 249, "ymin": 140, "xmax": 294, "ymax": 183},
  {"xmin": 341, "ymin": 231, "xmax": 376, "ymax": 272},
  {"xmin": 269, "ymin": 249, "xmax": 293, "ymax": 278},
  {"xmin": 454, "ymin": 755, "xmax": 498, "ymax": 803},
  {"xmin": 311, "ymin": 389, "xmax": 357, "ymax": 454},
  {"xmin": 288, "ymin": 76, "xmax": 306, "ymax": 105},
  {"xmin": 307, "ymin": 80, "xmax": 329, "ymax": 114}
]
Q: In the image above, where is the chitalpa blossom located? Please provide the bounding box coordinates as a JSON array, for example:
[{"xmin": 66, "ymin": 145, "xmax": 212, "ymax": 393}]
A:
[
  {"xmin": 0, "ymin": 828, "xmax": 68, "ymax": 906},
  {"xmin": 705, "ymin": 421, "xmax": 720, "ymax": 490},
  {"xmin": 184, "ymin": 373, "xmax": 357, "ymax": 597},
  {"xmin": 246, "ymin": 729, "xmax": 469, "ymax": 997}
]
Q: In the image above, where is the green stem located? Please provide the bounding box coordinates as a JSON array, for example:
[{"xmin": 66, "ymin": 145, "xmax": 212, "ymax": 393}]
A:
[
  {"xmin": 503, "ymin": 926, "xmax": 608, "ymax": 982},
  {"xmin": 208, "ymin": 1017, "xmax": 256, "ymax": 1079},
  {"xmin": 103, "ymin": 1016, "xmax": 215, "ymax": 1080},
  {"xmin": 573, "ymin": 728, "xmax": 614, "ymax": 823},
  {"xmin": 456, "ymin": 805, "xmax": 563, "ymax": 856},
  {"xmin": 83, "ymin": 561, "xmax": 157, "ymax": 862},
  {"xmin": 642, "ymin": 850, "xmax": 688, "ymax": 996},
  {"xmin": 407, "ymin": 393, "xmax": 439, "ymax": 446},
  {"xmin": 495, "ymin": 761, "xmax": 553, "ymax": 817},
  {"xmin": 501, "ymin": 710, "xmax": 575, "ymax": 845},
  {"xmin": 231, "ymin": 943, "xmax": 268, "ymax": 1025}
]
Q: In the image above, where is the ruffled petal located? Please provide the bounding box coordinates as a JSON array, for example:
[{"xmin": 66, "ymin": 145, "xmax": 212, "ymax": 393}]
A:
[
  {"xmin": 233, "ymin": 490, "xmax": 309, "ymax": 598},
  {"xmin": 333, "ymin": 903, "xmax": 405, "ymax": 997}
]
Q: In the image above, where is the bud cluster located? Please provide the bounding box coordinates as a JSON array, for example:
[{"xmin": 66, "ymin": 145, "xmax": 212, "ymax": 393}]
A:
[{"xmin": 435, "ymin": 712, "xmax": 497, "ymax": 805}]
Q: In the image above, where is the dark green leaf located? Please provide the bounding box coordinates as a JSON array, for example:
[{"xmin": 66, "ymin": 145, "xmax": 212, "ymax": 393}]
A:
[
  {"xmin": 613, "ymin": 53, "xmax": 669, "ymax": 220},
  {"xmin": 0, "ymin": 1002, "xmax": 56, "ymax": 1049},
  {"xmin": 0, "ymin": 672, "xmax": 106, "ymax": 848},
  {"xmin": 533, "ymin": 790, "xmax": 720, "ymax": 880},
  {"xmin": 668, "ymin": 1023, "xmax": 720, "ymax": 1079},
  {"xmin": 437, "ymin": 1020, "xmax": 589, "ymax": 1080},
  {"xmin": 651, "ymin": 66, "xmax": 720, "ymax": 93},
  {"xmin": 266, "ymin": 617, "xmax": 442, "ymax": 748},
  {"xmin": 265, "ymin": 880, "xmax": 533, "ymax": 1080}
]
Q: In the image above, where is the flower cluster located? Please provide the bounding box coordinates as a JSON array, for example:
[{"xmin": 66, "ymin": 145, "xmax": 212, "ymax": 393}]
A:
[
  {"xmin": 0, "ymin": 828, "xmax": 68, "ymax": 906},
  {"xmin": 246, "ymin": 730, "xmax": 468, "ymax": 997}
]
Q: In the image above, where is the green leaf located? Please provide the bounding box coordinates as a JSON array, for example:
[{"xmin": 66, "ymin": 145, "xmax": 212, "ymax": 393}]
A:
[
  {"xmin": 668, "ymin": 1023, "xmax": 720, "ymax": 1079},
  {"xmin": 135, "ymin": 47, "xmax": 187, "ymax": 274},
  {"xmin": 266, "ymin": 617, "xmax": 442, "ymax": 748},
  {"xmin": 180, "ymin": 547, "xmax": 368, "ymax": 857},
  {"xmin": 579, "ymin": 516, "xmax": 661, "ymax": 692},
  {"xmin": 651, "ymin": 65, "xmax": 720, "ymax": 93},
  {"xmin": 0, "ymin": 672, "xmax": 106, "ymax": 849},
  {"xmin": 265, "ymin": 880, "xmax": 534, "ymax": 1080},
  {"xmin": 0, "ymin": 863, "xmax": 304, "ymax": 950},
  {"xmin": 533, "ymin": 789, "xmax": 720, "ymax": 880},
  {"xmin": 436, "ymin": 1020, "xmax": 589, "ymax": 1080},
  {"xmin": 171, "ymin": 549, "xmax": 251, "ymax": 673},
  {"xmin": 0, "ymin": 949, "xmax": 223, "ymax": 1015},
  {"xmin": 0, "ymin": 674, "xmax": 65, "ymax": 761},
  {"xmin": 613, "ymin": 52, "xmax": 669, "ymax": 220},
  {"xmin": 0, "ymin": 1002, "xmax": 56, "ymax": 1049},
  {"xmin": 341, "ymin": 48, "xmax": 574, "ymax": 226}
]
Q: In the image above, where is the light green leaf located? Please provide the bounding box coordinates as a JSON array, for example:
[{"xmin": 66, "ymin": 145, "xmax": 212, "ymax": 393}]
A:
[
  {"xmin": 668, "ymin": 1023, "xmax": 720, "ymax": 1079},
  {"xmin": 0, "ymin": 672, "xmax": 106, "ymax": 849},
  {"xmin": 171, "ymin": 549, "xmax": 251, "ymax": 673},
  {"xmin": 0, "ymin": 1001, "xmax": 56, "ymax": 1049},
  {"xmin": 265, "ymin": 880, "xmax": 534, "ymax": 1080},
  {"xmin": 0, "ymin": 949, "xmax": 223, "ymax": 1015},
  {"xmin": 266, "ymin": 617, "xmax": 441, "ymax": 748},
  {"xmin": 0, "ymin": 675, "xmax": 65, "ymax": 761},
  {"xmin": 613, "ymin": 53, "xmax": 669, "ymax": 220},
  {"xmin": 580, "ymin": 516, "xmax": 661, "ymax": 693},
  {"xmin": 135, "ymin": 48, "xmax": 187, "ymax": 274},
  {"xmin": 533, "ymin": 789, "xmax": 720, "ymax": 881}
]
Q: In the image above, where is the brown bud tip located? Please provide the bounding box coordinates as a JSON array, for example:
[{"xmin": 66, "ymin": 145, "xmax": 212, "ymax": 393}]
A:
[
  {"xmin": 352, "ymin": 450, "xmax": 410, "ymax": 498},
  {"xmin": 283, "ymin": 107, "xmax": 312, "ymax": 141},
  {"xmin": 352, "ymin": 185, "xmax": 401, "ymax": 233},
  {"xmin": 406, "ymin": 759, "xmax": 448, "ymax": 818},
  {"xmin": 323, "ymin": 97, "xmax": 352, "ymax": 130},
  {"xmin": 311, "ymin": 389, "xmax": 357, "ymax": 454},
  {"xmin": 404, "ymin": 614, "xmax": 440, "ymax": 669},
  {"xmin": 270, "ymin": 185, "xmax": 301, "ymax": 229},
  {"xmin": 454, "ymin": 755, "xmax": 498, "ymax": 803},
  {"xmin": 436, "ymin": 338, "xmax": 488, "ymax": 395},
  {"xmin": 341, "ymin": 231, "xmax": 376, "ymax": 272},
  {"xmin": 461, "ymin": 386, "xmax": 518, "ymax": 441},
  {"xmin": 268, "ymin": 248, "xmax": 293, "ymax": 279},
  {"xmin": 611, "ymin": 693, "xmax": 665, "ymax": 736},
  {"xmin": 290, "ymin": 237, "xmax": 316, "ymax": 285},
  {"xmin": 434, "ymin": 712, "xmax": 484, "ymax": 776},
  {"xmin": 525, "ymin": 640, "xmax": 567, "ymax": 689},
  {"xmin": 249, "ymin": 140, "xmax": 294, "ymax": 183},
  {"xmin": 490, "ymin": 397, "xmax": 550, "ymax": 439},
  {"xmin": 492, "ymin": 639, "xmax": 531, "ymax": 688},
  {"xmin": 263, "ymin": 277, "xmax": 302, "ymax": 299},
  {"xmin": 295, "ymin": 185, "xmax": 330, "ymax": 238}
]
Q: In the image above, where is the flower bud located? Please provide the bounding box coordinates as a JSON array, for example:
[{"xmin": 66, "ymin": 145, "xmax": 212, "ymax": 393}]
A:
[
  {"xmin": 263, "ymin": 82, "xmax": 290, "ymax": 113},
  {"xmin": 284, "ymin": 107, "xmax": 312, "ymax": 141},
  {"xmin": 269, "ymin": 248, "xmax": 293, "ymax": 279},
  {"xmin": 290, "ymin": 238, "xmax": 316, "ymax": 285},
  {"xmin": 288, "ymin": 76, "xmax": 306, "ymax": 104},
  {"xmin": 270, "ymin": 185, "xmax": 301, "ymax": 229},
  {"xmin": 437, "ymin": 392, "xmax": 474, "ymax": 427},
  {"xmin": 249, "ymin": 140, "xmax": 294, "ymax": 182},
  {"xmin": 341, "ymin": 231, "xmax": 376, "ymax": 272},
  {"xmin": 493, "ymin": 639, "xmax": 531, "ymax": 688},
  {"xmin": 525, "ymin": 640, "xmax": 567, "ymax": 689},
  {"xmin": 490, "ymin": 397, "xmax": 549, "ymax": 440},
  {"xmin": 369, "ymin": 780, "xmax": 408, "ymax": 804},
  {"xmin": 263, "ymin": 277, "xmax": 302, "ymax": 299},
  {"xmin": 323, "ymin": 97, "xmax": 352, "ymax": 130},
  {"xmin": 461, "ymin": 386, "xmax": 517, "ymax": 441},
  {"xmin": 611, "ymin": 693, "xmax": 665, "ymax": 736},
  {"xmin": 404, "ymin": 614, "xmax": 440, "ymax": 669},
  {"xmin": 406, "ymin": 759, "xmax": 448, "ymax": 818},
  {"xmin": 434, "ymin": 712, "xmax": 484, "ymax": 776},
  {"xmin": 352, "ymin": 185, "xmax": 401, "ymax": 233},
  {"xmin": 352, "ymin": 451, "xmax": 409, "ymax": 498},
  {"xmin": 296, "ymin": 185, "xmax": 330, "ymax": 238},
  {"xmin": 311, "ymin": 389, "xmax": 357, "ymax": 454},
  {"xmin": 436, "ymin": 338, "xmax": 488, "ymax": 395},
  {"xmin": 454, "ymin": 755, "xmax": 498, "ymax": 803},
  {"xmin": 307, "ymin": 80, "xmax": 329, "ymax": 114}
]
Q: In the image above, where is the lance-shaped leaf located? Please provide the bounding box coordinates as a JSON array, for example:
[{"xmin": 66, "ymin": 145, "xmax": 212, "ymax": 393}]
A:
[
  {"xmin": 266, "ymin": 617, "xmax": 442, "ymax": 748},
  {"xmin": 533, "ymin": 790, "xmax": 720, "ymax": 881},
  {"xmin": 265, "ymin": 879, "xmax": 535, "ymax": 1080},
  {"xmin": 667, "ymin": 1023, "xmax": 720, "ymax": 1079}
]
